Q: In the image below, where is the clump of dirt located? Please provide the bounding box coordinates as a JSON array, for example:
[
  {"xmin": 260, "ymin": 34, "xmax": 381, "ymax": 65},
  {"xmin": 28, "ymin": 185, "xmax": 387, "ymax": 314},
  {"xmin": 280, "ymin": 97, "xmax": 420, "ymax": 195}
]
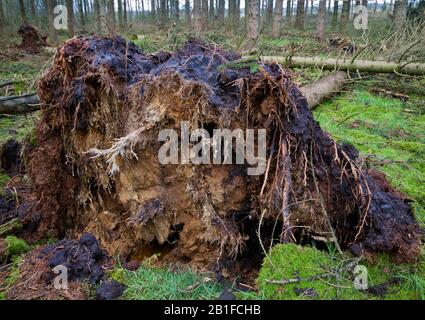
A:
[
  {"xmin": 17, "ymin": 25, "xmax": 48, "ymax": 53},
  {"xmin": 25, "ymin": 36, "xmax": 420, "ymax": 272},
  {"xmin": 6, "ymin": 233, "xmax": 110, "ymax": 300},
  {"xmin": 0, "ymin": 139, "xmax": 23, "ymax": 176}
]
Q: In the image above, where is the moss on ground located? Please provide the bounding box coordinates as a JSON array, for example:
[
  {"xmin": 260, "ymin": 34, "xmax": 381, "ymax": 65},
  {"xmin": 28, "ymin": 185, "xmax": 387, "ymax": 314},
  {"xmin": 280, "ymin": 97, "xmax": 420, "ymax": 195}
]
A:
[
  {"xmin": 4, "ymin": 236, "xmax": 30, "ymax": 257},
  {"xmin": 313, "ymin": 89, "xmax": 425, "ymax": 223},
  {"xmin": 251, "ymin": 244, "xmax": 425, "ymax": 300}
]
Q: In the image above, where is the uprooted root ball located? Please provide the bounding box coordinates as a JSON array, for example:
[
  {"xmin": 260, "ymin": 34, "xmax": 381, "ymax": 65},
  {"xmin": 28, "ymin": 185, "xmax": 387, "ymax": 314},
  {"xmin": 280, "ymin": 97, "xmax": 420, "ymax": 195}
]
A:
[{"xmin": 27, "ymin": 36, "xmax": 420, "ymax": 269}]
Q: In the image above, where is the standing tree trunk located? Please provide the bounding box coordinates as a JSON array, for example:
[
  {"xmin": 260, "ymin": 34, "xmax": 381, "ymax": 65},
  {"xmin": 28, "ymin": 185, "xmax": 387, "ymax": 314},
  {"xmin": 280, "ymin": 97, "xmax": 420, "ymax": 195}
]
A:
[
  {"xmin": 118, "ymin": 0, "xmax": 123, "ymax": 29},
  {"xmin": 160, "ymin": 0, "xmax": 167, "ymax": 28},
  {"xmin": 94, "ymin": 0, "xmax": 102, "ymax": 34},
  {"xmin": 84, "ymin": 0, "xmax": 89, "ymax": 21},
  {"xmin": 19, "ymin": 0, "xmax": 28, "ymax": 24},
  {"xmin": 295, "ymin": 0, "xmax": 305, "ymax": 29},
  {"xmin": 66, "ymin": 0, "xmax": 75, "ymax": 37},
  {"xmin": 209, "ymin": 0, "xmax": 214, "ymax": 19},
  {"xmin": 106, "ymin": 0, "xmax": 116, "ymax": 35},
  {"xmin": 193, "ymin": 0, "xmax": 203, "ymax": 32},
  {"xmin": 185, "ymin": 0, "xmax": 191, "ymax": 27},
  {"xmin": 78, "ymin": 0, "xmax": 85, "ymax": 29},
  {"xmin": 45, "ymin": 0, "xmax": 57, "ymax": 42},
  {"xmin": 218, "ymin": 0, "xmax": 225, "ymax": 20},
  {"xmin": 0, "ymin": 0, "xmax": 4, "ymax": 32},
  {"xmin": 332, "ymin": 0, "xmax": 338, "ymax": 27},
  {"xmin": 175, "ymin": 0, "xmax": 180, "ymax": 21},
  {"xmin": 374, "ymin": 0, "xmax": 378, "ymax": 13},
  {"xmin": 272, "ymin": 0, "xmax": 283, "ymax": 37},
  {"xmin": 202, "ymin": 0, "xmax": 208, "ymax": 28},
  {"xmin": 392, "ymin": 0, "xmax": 407, "ymax": 29},
  {"xmin": 340, "ymin": 0, "xmax": 350, "ymax": 33},
  {"xmin": 286, "ymin": 0, "xmax": 292, "ymax": 18},
  {"xmin": 246, "ymin": 0, "xmax": 260, "ymax": 48},
  {"xmin": 151, "ymin": 0, "xmax": 156, "ymax": 18},
  {"xmin": 29, "ymin": 0, "xmax": 36, "ymax": 19},
  {"xmin": 123, "ymin": 0, "xmax": 128, "ymax": 29},
  {"xmin": 316, "ymin": 0, "xmax": 326, "ymax": 42},
  {"xmin": 266, "ymin": 0, "xmax": 273, "ymax": 27},
  {"xmin": 99, "ymin": 0, "xmax": 108, "ymax": 35}
]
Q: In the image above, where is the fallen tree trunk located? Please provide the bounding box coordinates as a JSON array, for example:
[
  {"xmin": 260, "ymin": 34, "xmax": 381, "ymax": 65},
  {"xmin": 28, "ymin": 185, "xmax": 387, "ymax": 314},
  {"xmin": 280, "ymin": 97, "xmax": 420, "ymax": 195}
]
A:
[
  {"xmin": 260, "ymin": 56, "xmax": 425, "ymax": 75},
  {"xmin": 299, "ymin": 71, "xmax": 349, "ymax": 109},
  {"xmin": 0, "ymin": 94, "xmax": 40, "ymax": 115}
]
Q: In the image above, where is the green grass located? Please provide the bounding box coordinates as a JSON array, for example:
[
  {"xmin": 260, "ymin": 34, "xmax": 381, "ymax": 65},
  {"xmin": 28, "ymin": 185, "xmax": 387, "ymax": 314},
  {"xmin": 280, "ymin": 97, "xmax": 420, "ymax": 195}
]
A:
[
  {"xmin": 111, "ymin": 263, "xmax": 223, "ymax": 300},
  {"xmin": 4, "ymin": 236, "xmax": 30, "ymax": 257},
  {"xmin": 252, "ymin": 244, "xmax": 425, "ymax": 300},
  {"xmin": 0, "ymin": 115, "xmax": 37, "ymax": 145},
  {"xmin": 313, "ymin": 89, "xmax": 425, "ymax": 223}
]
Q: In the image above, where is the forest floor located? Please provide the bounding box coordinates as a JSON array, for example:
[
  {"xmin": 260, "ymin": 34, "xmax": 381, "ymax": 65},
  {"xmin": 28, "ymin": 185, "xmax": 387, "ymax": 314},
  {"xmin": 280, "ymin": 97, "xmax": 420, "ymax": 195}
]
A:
[{"xmin": 0, "ymin": 26, "xmax": 424, "ymax": 300}]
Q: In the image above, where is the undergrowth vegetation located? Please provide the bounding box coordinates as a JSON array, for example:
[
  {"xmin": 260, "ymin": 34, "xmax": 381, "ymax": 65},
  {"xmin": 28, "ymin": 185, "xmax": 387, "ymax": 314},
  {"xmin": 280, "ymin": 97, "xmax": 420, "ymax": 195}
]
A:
[
  {"xmin": 313, "ymin": 87, "xmax": 425, "ymax": 223},
  {"xmin": 250, "ymin": 244, "xmax": 425, "ymax": 300},
  {"xmin": 110, "ymin": 261, "xmax": 222, "ymax": 300}
]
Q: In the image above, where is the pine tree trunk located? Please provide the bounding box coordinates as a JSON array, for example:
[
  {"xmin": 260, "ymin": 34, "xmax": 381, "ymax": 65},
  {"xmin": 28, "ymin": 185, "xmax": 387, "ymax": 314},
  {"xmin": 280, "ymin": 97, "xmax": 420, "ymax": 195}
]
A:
[
  {"xmin": 272, "ymin": 0, "xmax": 283, "ymax": 37},
  {"xmin": 118, "ymin": 0, "xmax": 123, "ymax": 29},
  {"xmin": 340, "ymin": 0, "xmax": 350, "ymax": 33},
  {"xmin": 160, "ymin": 0, "xmax": 167, "ymax": 28},
  {"xmin": 266, "ymin": 0, "xmax": 273, "ymax": 25},
  {"xmin": 316, "ymin": 0, "xmax": 326, "ymax": 42},
  {"xmin": 295, "ymin": 0, "xmax": 305, "ymax": 29},
  {"xmin": 393, "ymin": 0, "xmax": 407, "ymax": 29},
  {"xmin": 218, "ymin": 0, "xmax": 225, "ymax": 20},
  {"xmin": 151, "ymin": 0, "xmax": 156, "ymax": 18},
  {"xmin": 209, "ymin": 0, "xmax": 214, "ymax": 19},
  {"xmin": 123, "ymin": 0, "xmax": 128, "ymax": 28},
  {"xmin": 99, "ymin": 0, "xmax": 108, "ymax": 35},
  {"xmin": 175, "ymin": 0, "xmax": 180, "ymax": 20},
  {"xmin": 45, "ymin": 0, "xmax": 58, "ymax": 42},
  {"xmin": 19, "ymin": 0, "xmax": 28, "ymax": 24},
  {"xmin": 94, "ymin": 0, "xmax": 102, "ymax": 34},
  {"xmin": 332, "ymin": 0, "xmax": 338, "ymax": 27},
  {"xmin": 29, "ymin": 0, "xmax": 36, "ymax": 18},
  {"xmin": 246, "ymin": 0, "xmax": 260, "ymax": 48},
  {"xmin": 66, "ymin": 0, "xmax": 75, "ymax": 37},
  {"xmin": 286, "ymin": 0, "xmax": 292, "ymax": 18},
  {"xmin": 107, "ymin": 0, "xmax": 116, "ymax": 35},
  {"xmin": 185, "ymin": 0, "xmax": 191, "ymax": 26},
  {"xmin": 202, "ymin": 0, "xmax": 208, "ymax": 28},
  {"xmin": 193, "ymin": 0, "xmax": 203, "ymax": 32},
  {"xmin": 78, "ymin": 0, "xmax": 85, "ymax": 28},
  {"xmin": 0, "ymin": 0, "xmax": 4, "ymax": 32}
]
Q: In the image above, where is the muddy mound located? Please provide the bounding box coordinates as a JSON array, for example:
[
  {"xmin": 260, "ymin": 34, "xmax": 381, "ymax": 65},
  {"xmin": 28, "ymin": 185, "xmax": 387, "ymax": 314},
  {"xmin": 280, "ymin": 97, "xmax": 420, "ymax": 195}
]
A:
[
  {"xmin": 0, "ymin": 139, "xmax": 23, "ymax": 176},
  {"xmin": 6, "ymin": 233, "xmax": 110, "ymax": 300},
  {"xmin": 28, "ymin": 36, "xmax": 420, "ymax": 268},
  {"xmin": 44, "ymin": 233, "xmax": 109, "ymax": 283},
  {"xmin": 17, "ymin": 25, "xmax": 48, "ymax": 53}
]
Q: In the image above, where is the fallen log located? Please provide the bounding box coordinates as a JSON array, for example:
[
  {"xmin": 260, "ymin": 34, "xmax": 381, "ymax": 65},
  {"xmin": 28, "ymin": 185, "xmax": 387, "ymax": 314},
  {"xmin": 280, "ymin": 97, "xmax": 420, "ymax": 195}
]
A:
[
  {"xmin": 260, "ymin": 56, "xmax": 425, "ymax": 75},
  {"xmin": 0, "ymin": 94, "xmax": 40, "ymax": 115},
  {"xmin": 299, "ymin": 71, "xmax": 349, "ymax": 109}
]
